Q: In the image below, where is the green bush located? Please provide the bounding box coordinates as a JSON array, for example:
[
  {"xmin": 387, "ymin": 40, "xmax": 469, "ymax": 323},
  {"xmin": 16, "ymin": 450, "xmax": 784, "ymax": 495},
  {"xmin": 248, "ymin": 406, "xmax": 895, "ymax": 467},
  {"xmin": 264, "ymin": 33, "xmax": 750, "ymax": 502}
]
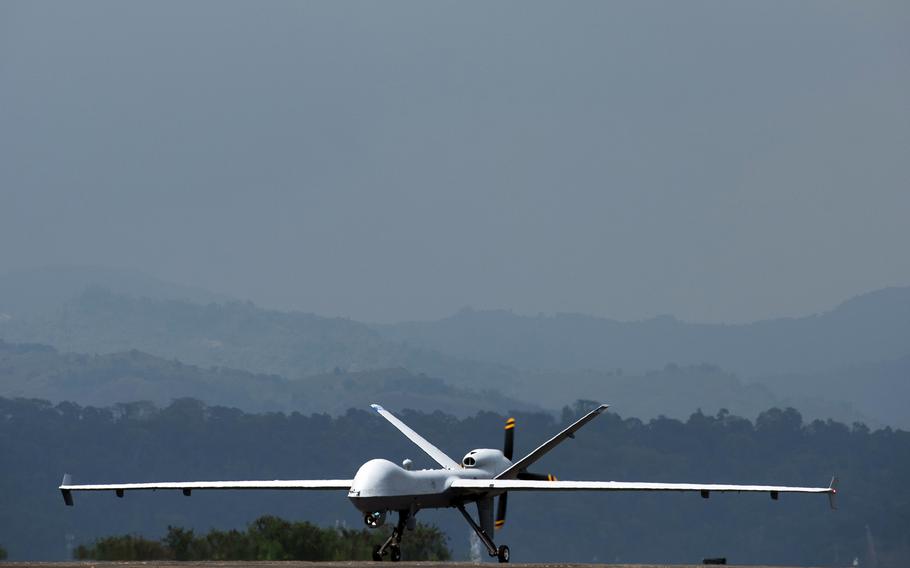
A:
[
  {"xmin": 74, "ymin": 516, "xmax": 450, "ymax": 561},
  {"xmin": 74, "ymin": 534, "xmax": 169, "ymax": 560}
]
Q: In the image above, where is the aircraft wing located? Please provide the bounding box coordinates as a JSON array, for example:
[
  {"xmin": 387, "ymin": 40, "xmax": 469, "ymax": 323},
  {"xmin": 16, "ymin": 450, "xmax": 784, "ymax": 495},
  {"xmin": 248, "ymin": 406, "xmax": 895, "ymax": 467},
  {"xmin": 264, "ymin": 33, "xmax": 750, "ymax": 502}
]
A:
[
  {"xmin": 59, "ymin": 474, "xmax": 352, "ymax": 506},
  {"xmin": 371, "ymin": 403, "xmax": 460, "ymax": 470},
  {"xmin": 496, "ymin": 403, "xmax": 609, "ymax": 479},
  {"xmin": 451, "ymin": 477, "xmax": 838, "ymax": 508}
]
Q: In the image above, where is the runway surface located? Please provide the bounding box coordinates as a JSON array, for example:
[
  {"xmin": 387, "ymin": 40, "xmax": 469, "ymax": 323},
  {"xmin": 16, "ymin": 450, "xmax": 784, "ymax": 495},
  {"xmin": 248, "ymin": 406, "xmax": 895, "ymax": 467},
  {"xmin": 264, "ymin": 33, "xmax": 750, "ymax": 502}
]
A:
[{"xmin": 1, "ymin": 563, "xmax": 813, "ymax": 568}]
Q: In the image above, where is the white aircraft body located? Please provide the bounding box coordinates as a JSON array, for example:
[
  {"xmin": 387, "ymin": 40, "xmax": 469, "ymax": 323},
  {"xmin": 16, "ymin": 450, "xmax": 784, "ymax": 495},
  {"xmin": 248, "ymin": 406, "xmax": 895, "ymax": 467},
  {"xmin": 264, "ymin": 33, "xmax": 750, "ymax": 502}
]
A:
[{"xmin": 60, "ymin": 403, "xmax": 837, "ymax": 562}]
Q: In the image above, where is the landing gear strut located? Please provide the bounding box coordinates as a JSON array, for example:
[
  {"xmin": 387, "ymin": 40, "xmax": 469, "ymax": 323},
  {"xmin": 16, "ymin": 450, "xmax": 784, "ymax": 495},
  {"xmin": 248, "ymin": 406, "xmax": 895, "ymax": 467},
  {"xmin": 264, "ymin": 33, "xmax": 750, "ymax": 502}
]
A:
[
  {"xmin": 457, "ymin": 503, "xmax": 510, "ymax": 563},
  {"xmin": 372, "ymin": 510, "xmax": 410, "ymax": 562}
]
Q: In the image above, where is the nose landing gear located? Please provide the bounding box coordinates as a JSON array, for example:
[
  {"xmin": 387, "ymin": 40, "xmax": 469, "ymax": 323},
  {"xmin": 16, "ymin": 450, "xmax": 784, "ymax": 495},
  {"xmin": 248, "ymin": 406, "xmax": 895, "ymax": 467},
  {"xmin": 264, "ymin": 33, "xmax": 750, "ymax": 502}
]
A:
[{"xmin": 372, "ymin": 544, "xmax": 400, "ymax": 562}]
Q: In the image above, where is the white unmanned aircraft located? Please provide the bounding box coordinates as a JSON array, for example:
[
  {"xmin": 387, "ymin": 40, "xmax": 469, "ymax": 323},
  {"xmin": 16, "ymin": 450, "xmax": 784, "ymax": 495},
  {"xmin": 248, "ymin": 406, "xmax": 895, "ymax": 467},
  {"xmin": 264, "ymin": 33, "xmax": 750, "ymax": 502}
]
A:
[{"xmin": 60, "ymin": 403, "xmax": 837, "ymax": 562}]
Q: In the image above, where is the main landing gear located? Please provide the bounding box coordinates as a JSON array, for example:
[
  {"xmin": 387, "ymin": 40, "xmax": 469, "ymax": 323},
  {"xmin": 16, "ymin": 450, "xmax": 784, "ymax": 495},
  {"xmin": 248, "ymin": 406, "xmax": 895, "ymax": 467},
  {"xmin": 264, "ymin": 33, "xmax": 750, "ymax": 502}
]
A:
[
  {"xmin": 457, "ymin": 503, "xmax": 510, "ymax": 563},
  {"xmin": 372, "ymin": 510, "xmax": 412, "ymax": 562},
  {"xmin": 497, "ymin": 545, "xmax": 510, "ymax": 563}
]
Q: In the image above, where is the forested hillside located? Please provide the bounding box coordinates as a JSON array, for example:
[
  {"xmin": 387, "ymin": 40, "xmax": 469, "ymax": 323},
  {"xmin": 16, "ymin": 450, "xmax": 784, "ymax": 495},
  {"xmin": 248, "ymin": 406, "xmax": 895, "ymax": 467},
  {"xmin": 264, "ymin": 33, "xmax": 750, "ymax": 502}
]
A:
[
  {"xmin": 758, "ymin": 355, "xmax": 910, "ymax": 430},
  {"xmin": 518, "ymin": 363, "xmax": 873, "ymax": 428},
  {"xmin": 0, "ymin": 289, "xmax": 878, "ymax": 426},
  {"xmin": 0, "ymin": 338, "xmax": 865, "ymax": 426},
  {"xmin": 0, "ymin": 340, "xmax": 532, "ymax": 416},
  {"xmin": 1, "ymin": 397, "xmax": 906, "ymax": 566}
]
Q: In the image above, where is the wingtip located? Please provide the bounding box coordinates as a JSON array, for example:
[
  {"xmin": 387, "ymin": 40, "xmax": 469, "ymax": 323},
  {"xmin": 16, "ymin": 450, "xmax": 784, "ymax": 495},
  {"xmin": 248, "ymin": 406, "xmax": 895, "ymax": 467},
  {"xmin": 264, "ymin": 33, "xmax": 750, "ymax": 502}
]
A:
[
  {"xmin": 60, "ymin": 473, "xmax": 74, "ymax": 506},
  {"xmin": 370, "ymin": 403, "xmax": 383, "ymax": 412},
  {"xmin": 828, "ymin": 475, "xmax": 839, "ymax": 510}
]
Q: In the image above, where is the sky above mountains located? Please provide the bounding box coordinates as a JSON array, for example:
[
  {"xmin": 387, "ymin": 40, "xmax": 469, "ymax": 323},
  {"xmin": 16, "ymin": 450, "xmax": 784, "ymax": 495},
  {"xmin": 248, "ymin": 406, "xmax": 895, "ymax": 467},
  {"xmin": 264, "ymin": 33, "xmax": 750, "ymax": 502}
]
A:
[{"xmin": 2, "ymin": 1, "xmax": 908, "ymax": 323}]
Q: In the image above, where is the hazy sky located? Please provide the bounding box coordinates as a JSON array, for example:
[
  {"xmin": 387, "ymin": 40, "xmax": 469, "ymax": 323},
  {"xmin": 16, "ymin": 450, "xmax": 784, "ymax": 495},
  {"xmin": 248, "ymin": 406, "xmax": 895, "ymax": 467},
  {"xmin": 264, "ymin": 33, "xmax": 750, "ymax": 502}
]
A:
[{"xmin": 2, "ymin": 1, "xmax": 908, "ymax": 323}]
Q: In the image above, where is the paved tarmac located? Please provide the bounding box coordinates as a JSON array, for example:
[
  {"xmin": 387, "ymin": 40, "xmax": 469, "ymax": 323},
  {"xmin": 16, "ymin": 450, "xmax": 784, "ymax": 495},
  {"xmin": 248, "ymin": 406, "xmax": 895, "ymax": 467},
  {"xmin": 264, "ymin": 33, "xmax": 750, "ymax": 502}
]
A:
[{"xmin": 0, "ymin": 563, "xmax": 813, "ymax": 568}]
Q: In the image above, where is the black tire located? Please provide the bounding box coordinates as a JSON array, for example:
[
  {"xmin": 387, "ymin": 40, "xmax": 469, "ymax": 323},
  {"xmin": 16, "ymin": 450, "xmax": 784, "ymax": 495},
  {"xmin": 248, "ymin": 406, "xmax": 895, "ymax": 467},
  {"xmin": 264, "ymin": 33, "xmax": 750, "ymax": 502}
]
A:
[
  {"xmin": 497, "ymin": 544, "xmax": 510, "ymax": 563},
  {"xmin": 390, "ymin": 545, "xmax": 401, "ymax": 562},
  {"xmin": 372, "ymin": 544, "xmax": 383, "ymax": 561}
]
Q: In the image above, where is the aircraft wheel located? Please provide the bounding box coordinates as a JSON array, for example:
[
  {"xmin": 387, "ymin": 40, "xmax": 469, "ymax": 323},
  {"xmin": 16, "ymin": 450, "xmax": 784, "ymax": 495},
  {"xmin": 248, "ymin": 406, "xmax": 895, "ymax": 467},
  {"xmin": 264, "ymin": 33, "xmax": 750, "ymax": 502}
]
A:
[
  {"xmin": 390, "ymin": 545, "xmax": 401, "ymax": 562},
  {"xmin": 372, "ymin": 545, "xmax": 383, "ymax": 561},
  {"xmin": 497, "ymin": 545, "xmax": 510, "ymax": 563}
]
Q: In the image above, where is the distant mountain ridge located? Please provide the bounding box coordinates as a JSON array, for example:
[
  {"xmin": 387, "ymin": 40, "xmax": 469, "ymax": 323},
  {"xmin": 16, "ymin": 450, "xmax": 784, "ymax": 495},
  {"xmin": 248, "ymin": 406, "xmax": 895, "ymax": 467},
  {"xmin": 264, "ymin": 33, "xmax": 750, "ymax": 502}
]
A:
[
  {"xmin": 0, "ymin": 339, "xmax": 534, "ymax": 416},
  {"xmin": 0, "ymin": 292, "xmax": 877, "ymax": 427},
  {"xmin": 376, "ymin": 286, "xmax": 910, "ymax": 377},
  {"xmin": 0, "ymin": 288, "xmax": 521, "ymax": 394},
  {"xmin": 0, "ymin": 267, "xmax": 904, "ymax": 427},
  {"xmin": 0, "ymin": 266, "xmax": 231, "ymax": 317},
  {"xmin": 757, "ymin": 354, "xmax": 910, "ymax": 430}
]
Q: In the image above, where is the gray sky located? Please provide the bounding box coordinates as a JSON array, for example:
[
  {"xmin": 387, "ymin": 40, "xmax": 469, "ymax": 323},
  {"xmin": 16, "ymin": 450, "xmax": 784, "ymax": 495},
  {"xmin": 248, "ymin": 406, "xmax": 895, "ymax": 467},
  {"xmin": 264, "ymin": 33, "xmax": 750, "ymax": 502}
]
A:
[{"xmin": 2, "ymin": 1, "xmax": 908, "ymax": 323}]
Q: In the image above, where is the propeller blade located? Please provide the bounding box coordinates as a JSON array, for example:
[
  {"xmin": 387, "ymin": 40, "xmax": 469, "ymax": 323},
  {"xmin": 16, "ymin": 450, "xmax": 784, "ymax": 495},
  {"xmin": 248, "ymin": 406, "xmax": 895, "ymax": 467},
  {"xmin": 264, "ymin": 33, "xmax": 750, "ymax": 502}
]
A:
[
  {"xmin": 503, "ymin": 417, "xmax": 515, "ymax": 461},
  {"xmin": 498, "ymin": 417, "xmax": 516, "ymax": 530},
  {"xmin": 495, "ymin": 492, "xmax": 508, "ymax": 530}
]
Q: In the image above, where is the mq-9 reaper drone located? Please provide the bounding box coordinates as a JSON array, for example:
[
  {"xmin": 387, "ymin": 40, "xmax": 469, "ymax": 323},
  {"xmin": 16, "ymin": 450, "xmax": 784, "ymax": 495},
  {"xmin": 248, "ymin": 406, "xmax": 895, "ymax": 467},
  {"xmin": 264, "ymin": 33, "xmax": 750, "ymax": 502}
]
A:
[{"xmin": 60, "ymin": 403, "xmax": 837, "ymax": 562}]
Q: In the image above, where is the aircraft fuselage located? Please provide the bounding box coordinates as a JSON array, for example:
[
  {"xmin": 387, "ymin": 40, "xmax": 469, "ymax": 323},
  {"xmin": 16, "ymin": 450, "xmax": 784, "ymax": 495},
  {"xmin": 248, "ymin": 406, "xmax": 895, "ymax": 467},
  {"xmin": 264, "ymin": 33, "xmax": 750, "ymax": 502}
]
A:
[{"xmin": 348, "ymin": 449, "xmax": 510, "ymax": 513}]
